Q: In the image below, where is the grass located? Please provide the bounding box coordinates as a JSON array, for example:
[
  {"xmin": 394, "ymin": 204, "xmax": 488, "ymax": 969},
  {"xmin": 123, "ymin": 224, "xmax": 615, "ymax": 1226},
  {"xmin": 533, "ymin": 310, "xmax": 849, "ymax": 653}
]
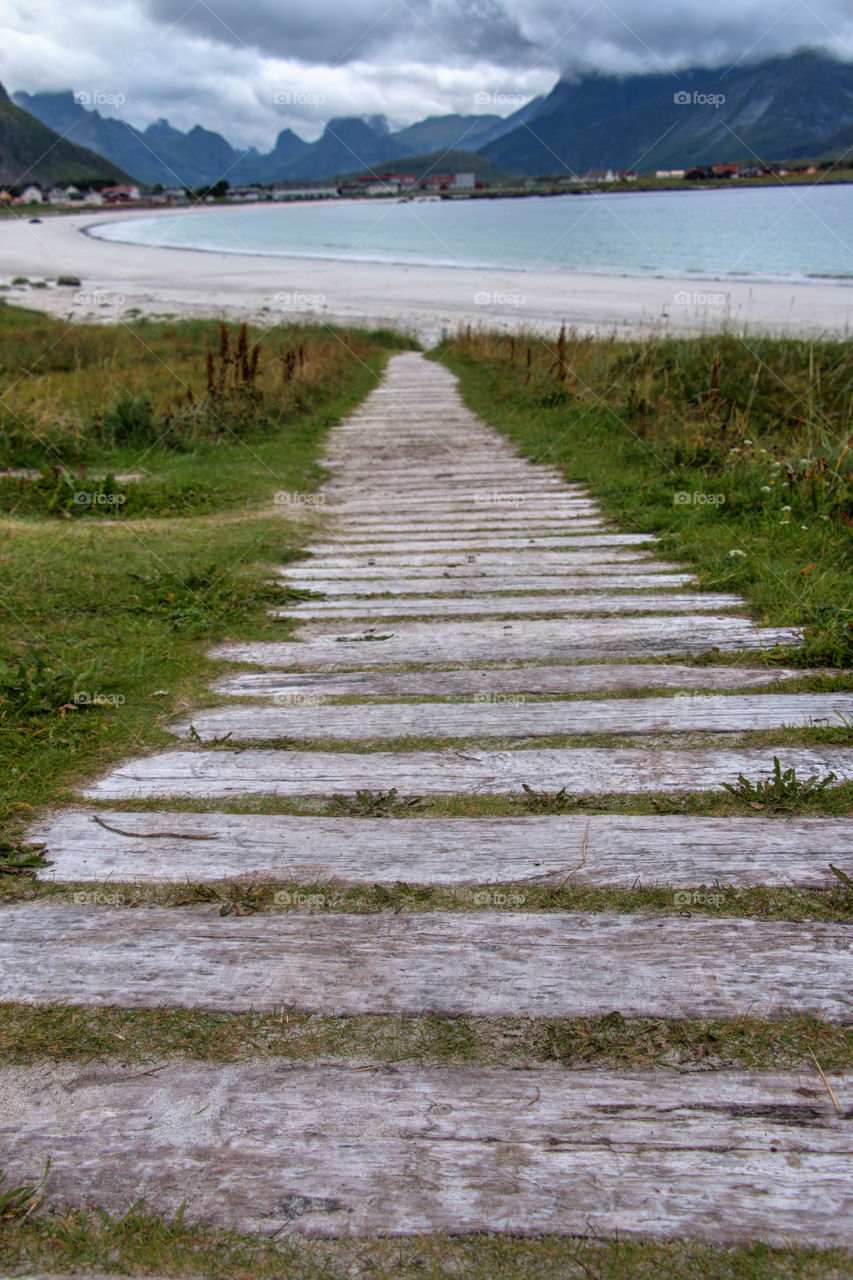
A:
[
  {"xmin": 1, "ymin": 874, "xmax": 852, "ymax": 921},
  {"xmin": 0, "ymin": 305, "xmax": 416, "ymax": 844},
  {"xmin": 434, "ymin": 330, "xmax": 853, "ymax": 667},
  {"xmin": 2, "ymin": 1209, "xmax": 851, "ymax": 1280}
]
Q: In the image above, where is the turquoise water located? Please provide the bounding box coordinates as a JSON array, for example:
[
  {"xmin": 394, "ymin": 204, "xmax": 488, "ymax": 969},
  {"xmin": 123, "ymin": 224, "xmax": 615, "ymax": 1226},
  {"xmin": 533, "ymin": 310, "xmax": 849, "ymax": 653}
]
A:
[{"xmin": 89, "ymin": 186, "xmax": 853, "ymax": 284}]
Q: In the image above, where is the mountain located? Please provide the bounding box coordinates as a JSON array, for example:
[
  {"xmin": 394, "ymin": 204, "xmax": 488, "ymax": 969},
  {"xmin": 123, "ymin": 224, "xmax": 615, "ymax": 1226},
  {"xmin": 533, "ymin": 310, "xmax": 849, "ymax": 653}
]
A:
[
  {"xmin": 277, "ymin": 116, "xmax": 413, "ymax": 180},
  {"xmin": 335, "ymin": 149, "xmax": 507, "ymax": 183},
  {"xmin": 0, "ymin": 82, "xmax": 131, "ymax": 187},
  {"xmin": 481, "ymin": 50, "xmax": 853, "ymax": 175},
  {"xmin": 393, "ymin": 114, "xmax": 503, "ymax": 153}
]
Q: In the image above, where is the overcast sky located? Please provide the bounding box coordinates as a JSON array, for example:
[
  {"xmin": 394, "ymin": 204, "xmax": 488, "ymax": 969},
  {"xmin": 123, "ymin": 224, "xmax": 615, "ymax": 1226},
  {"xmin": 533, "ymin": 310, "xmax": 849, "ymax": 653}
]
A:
[{"xmin": 3, "ymin": 0, "xmax": 853, "ymax": 147}]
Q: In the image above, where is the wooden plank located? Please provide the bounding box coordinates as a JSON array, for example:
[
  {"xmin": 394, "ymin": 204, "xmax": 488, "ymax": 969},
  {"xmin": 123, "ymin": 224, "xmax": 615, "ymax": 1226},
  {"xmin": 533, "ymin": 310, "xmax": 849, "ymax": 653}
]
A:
[
  {"xmin": 296, "ymin": 551, "xmax": 670, "ymax": 569},
  {"xmin": 279, "ymin": 574, "xmax": 697, "ymax": 595},
  {"xmin": 275, "ymin": 592, "xmax": 745, "ymax": 620},
  {"xmin": 1, "ymin": 904, "xmax": 850, "ymax": 1020},
  {"xmin": 32, "ymin": 808, "xmax": 853, "ymax": 887},
  {"xmin": 282, "ymin": 558, "xmax": 689, "ymax": 577},
  {"xmin": 308, "ymin": 535, "xmax": 651, "ymax": 553},
  {"xmin": 174, "ymin": 692, "xmax": 853, "ymax": 743},
  {"xmin": 214, "ymin": 616, "xmax": 798, "ymax": 668},
  {"xmin": 81, "ymin": 745, "xmax": 853, "ymax": 801},
  {"xmin": 212, "ymin": 664, "xmax": 820, "ymax": 700},
  {"xmin": 3, "ymin": 1061, "xmax": 852, "ymax": 1243}
]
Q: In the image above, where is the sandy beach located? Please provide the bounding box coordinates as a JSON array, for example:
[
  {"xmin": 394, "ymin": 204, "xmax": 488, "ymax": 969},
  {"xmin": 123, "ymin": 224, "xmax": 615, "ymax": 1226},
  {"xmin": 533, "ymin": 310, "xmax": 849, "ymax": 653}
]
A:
[{"xmin": 1, "ymin": 206, "xmax": 851, "ymax": 343}]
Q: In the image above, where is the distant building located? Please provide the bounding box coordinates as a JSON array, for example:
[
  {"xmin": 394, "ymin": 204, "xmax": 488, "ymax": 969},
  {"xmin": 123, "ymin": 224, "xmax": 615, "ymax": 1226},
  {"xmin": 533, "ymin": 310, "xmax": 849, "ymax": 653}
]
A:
[
  {"xmin": 655, "ymin": 169, "xmax": 686, "ymax": 179},
  {"xmin": 102, "ymin": 185, "xmax": 141, "ymax": 203},
  {"xmin": 584, "ymin": 169, "xmax": 616, "ymax": 183},
  {"xmin": 16, "ymin": 185, "xmax": 44, "ymax": 204},
  {"xmin": 272, "ymin": 184, "xmax": 340, "ymax": 199},
  {"xmin": 47, "ymin": 185, "xmax": 84, "ymax": 205},
  {"xmin": 618, "ymin": 170, "xmax": 638, "ymax": 181}
]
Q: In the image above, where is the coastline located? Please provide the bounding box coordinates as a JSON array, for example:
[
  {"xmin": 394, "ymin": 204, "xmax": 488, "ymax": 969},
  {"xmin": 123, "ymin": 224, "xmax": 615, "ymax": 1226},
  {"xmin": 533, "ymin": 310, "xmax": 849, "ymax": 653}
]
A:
[{"xmin": 1, "ymin": 209, "xmax": 851, "ymax": 344}]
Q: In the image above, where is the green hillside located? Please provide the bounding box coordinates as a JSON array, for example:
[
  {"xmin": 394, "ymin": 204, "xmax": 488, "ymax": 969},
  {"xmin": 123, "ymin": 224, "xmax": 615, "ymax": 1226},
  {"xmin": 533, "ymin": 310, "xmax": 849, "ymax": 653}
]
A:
[{"xmin": 0, "ymin": 82, "xmax": 132, "ymax": 188}]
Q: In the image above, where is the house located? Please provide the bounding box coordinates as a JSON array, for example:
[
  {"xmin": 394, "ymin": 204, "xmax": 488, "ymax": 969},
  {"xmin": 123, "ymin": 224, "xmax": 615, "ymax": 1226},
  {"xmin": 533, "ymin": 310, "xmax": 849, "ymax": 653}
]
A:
[
  {"xmin": 272, "ymin": 184, "xmax": 340, "ymax": 199},
  {"xmin": 711, "ymin": 164, "xmax": 740, "ymax": 178},
  {"xmin": 16, "ymin": 185, "xmax": 43, "ymax": 204},
  {"xmin": 655, "ymin": 169, "xmax": 686, "ymax": 179},
  {"xmin": 102, "ymin": 185, "xmax": 140, "ymax": 203},
  {"xmin": 618, "ymin": 170, "xmax": 638, "ymax": 182},
  {"xmin": 47, "ymin": 185, "xmax": 83, "ymax": 205},
  {"xmin": 584, "ymin": 169, "xmax": 616, "ymax": 183}
]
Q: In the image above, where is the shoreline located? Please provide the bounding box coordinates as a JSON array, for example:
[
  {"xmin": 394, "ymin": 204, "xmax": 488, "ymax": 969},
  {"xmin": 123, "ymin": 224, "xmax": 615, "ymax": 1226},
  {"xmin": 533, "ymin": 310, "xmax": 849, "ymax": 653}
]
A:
[{"xmin": 1, "ymin": 209, "xmax": 851, "ymax": 344}]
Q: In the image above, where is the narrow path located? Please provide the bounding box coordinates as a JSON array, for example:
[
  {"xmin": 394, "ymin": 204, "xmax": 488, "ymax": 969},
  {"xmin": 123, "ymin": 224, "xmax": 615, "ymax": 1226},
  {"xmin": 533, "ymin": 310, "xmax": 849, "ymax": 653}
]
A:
[{"xmin": 8, "ymin": 351, "xmax": 853, "ymax": 1247}]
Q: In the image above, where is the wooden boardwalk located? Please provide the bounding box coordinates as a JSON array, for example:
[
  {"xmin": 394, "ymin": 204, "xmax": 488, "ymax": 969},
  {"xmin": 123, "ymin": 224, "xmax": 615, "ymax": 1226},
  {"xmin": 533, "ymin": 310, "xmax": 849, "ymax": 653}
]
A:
[{"xmin": 9, "ymin": 351, "xmax": 853, "ymax": 1246}]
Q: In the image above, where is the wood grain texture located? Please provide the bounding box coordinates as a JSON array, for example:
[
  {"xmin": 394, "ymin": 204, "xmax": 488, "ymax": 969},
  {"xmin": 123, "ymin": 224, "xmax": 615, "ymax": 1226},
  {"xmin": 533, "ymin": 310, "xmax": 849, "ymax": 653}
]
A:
[
  {"xmin": 81, "ymin": 745, "xmax": 853, "ymax": 800},
  {"xmin": 213, "ymin": 616, "xmax": 799, "ymax": 668},
  {"xmin": 3, "ymin": 1060, "xmax": 852, "ymax": 1243},
  {"xmin": 32, "ymin": 808, "xmax": 853, "ymax": 887},
  {"xmin": 275, "ymin": 592, "xmax": 745, "ymax": 620},
  {"xmin": 278, "ymin": 575, "xmax": 696, "ymax": 594},
  {"xmin": 212, "ymin": 664, "xmax": 819, "ymax": 699},
  {"xmin": 174, "ymin": 692, "xmax": 853, "ymax": 743},
  {"xmin": 2, "ymin": 904, "xmax": 851, "ymax": 1020}
]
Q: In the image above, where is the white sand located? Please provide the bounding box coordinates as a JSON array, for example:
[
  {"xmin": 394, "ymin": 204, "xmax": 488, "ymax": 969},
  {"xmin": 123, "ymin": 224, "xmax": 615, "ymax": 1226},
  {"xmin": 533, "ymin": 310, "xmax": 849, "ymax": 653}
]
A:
[{"xmin": 1, "ymin": 207, "xmax": 851, "ymax": 343}]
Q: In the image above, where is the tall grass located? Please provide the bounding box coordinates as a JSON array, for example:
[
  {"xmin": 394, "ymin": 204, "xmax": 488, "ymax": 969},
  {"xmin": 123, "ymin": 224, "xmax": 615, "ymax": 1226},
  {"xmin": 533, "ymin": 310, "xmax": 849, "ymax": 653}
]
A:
[{"xmin": 437, "ymin": 328, "xmax": 853, "ymax": 665}]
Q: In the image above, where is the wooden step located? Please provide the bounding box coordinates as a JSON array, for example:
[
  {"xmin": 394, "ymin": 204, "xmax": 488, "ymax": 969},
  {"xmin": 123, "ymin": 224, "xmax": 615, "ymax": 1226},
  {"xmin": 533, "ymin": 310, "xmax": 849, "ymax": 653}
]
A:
[
  {"xmin": 4, "ymin": 1060, "xmax": 851, "ymax": 1242},
  {"xmin": 81, "ymin": 745, "xmax": 853, "ymax": 800},
  {"xmin": 274, "ymin": 592, "xmax": 745, "ymax": 621},
  {"xmin": 2, "ymin": 904, "xmax": 850, "ymax": 1019},
  {"xmin": 174, "ymin": 691, "xmax": 853, "ymax": 743},
  {"xmin": 32, "ymin": 809, "xmax": 853, "ymax": 886},
  {"xmin": 215, "ymin": 616, "xmax": 798, "ymax": 668}
]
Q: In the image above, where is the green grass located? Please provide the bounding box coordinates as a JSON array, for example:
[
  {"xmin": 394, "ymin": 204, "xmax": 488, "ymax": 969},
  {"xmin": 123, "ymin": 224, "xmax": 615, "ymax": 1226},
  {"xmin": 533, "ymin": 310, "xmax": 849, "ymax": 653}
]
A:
[
  {"xmin": 0, "ymin": 305, "xmax": 416, "ymax": 844},
  {"xmin": 434, "ymin": 330, "xmax": 853, "ymax": 667},
  {"xmin": 1, "ymin": 1003, "xmax": 851, "ymax": 1071},
  {"xmin": 1, "ymin": 875, "xmax": 852, "ymax": 921},
  {"xmin": 2, "ymin": 1208, "xmax": 850, "ymax": 1280}
]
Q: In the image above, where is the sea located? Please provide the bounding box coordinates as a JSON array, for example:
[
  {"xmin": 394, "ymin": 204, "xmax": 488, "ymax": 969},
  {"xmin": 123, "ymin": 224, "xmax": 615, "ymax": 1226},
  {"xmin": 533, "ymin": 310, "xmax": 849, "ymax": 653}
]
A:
[{"xmin": 87, "ymin": 185, "xmax": 853, "ymax": 285}]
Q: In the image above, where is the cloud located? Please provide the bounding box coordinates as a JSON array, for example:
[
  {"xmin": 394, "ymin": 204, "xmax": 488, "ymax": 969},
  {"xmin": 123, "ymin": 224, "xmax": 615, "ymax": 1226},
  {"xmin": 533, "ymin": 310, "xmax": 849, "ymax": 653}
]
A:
[{"xmin": 1, "ymin": 0, "xmax": 852, "ymax": 147}]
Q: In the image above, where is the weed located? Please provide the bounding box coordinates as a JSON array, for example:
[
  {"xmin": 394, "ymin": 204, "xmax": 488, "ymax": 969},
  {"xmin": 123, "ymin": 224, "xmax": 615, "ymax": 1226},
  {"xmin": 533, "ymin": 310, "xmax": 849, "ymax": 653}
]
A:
[
  {"xmin": 0, "ymin": 1160, "xmax": 49, "ymax": 1221},
  {"xmin": 515, "ymin": 783, "xmax": 580, "ymax": 813},
  {"xmin": 328, "ymin": 788, "xmax": 427, "ymax": 817},
  {"xmin": 721, "ymin": 756, "xmax": 839, "ymax": 811},
  {"xmin": 0, "ymin": 648, "xmax": 94, "ymax": 716}
]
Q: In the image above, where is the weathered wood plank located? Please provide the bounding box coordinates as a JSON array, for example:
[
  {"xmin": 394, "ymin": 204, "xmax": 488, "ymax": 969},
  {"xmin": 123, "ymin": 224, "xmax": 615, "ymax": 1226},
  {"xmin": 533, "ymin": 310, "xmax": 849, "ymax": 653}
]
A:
[
  {"xmin": 81, "ymin": 745, "xmax": 853, "ymax": 800},
  {"xmin": 3, "ymin": 1061, "xmax": 852, "ymax": 1243},
  {"xmin": 282, "ymin": 557, "xmax": 689, "ymax": 577},
  {"xmin": 326, "ymin": 521, "xmax": 610, "ymax": 538},
  {"xmin": 308, "ymin": 534, "xmax": 652, "ymax": 553},
  {"xmin": 297, "ymin": 550, "xmax": 669, "ymax": 569},
  {"xmin": 212, "ymin": 664, "xmax": 820, "ymax": 699},
  {"xmin": 174, "ymin": 692, "xmax": 853, "ymax": 743},
  {"xmin": 275, "ymin": 592, "xmax": 745, "ymax": 620},
  {"xmin": 32, "ymin": 809, "xmax": 853, "ymax": 887},
  {"xmin": 214, "ymin": 616, "xmax": 798, "ymax": 667},
  {"xmin": 1, "ymin": 904, "xmax": 850, "ymax": 1020},
  {"xmin": 278, "ymin": 574, "xmax": 696, "ymax": 594}
]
